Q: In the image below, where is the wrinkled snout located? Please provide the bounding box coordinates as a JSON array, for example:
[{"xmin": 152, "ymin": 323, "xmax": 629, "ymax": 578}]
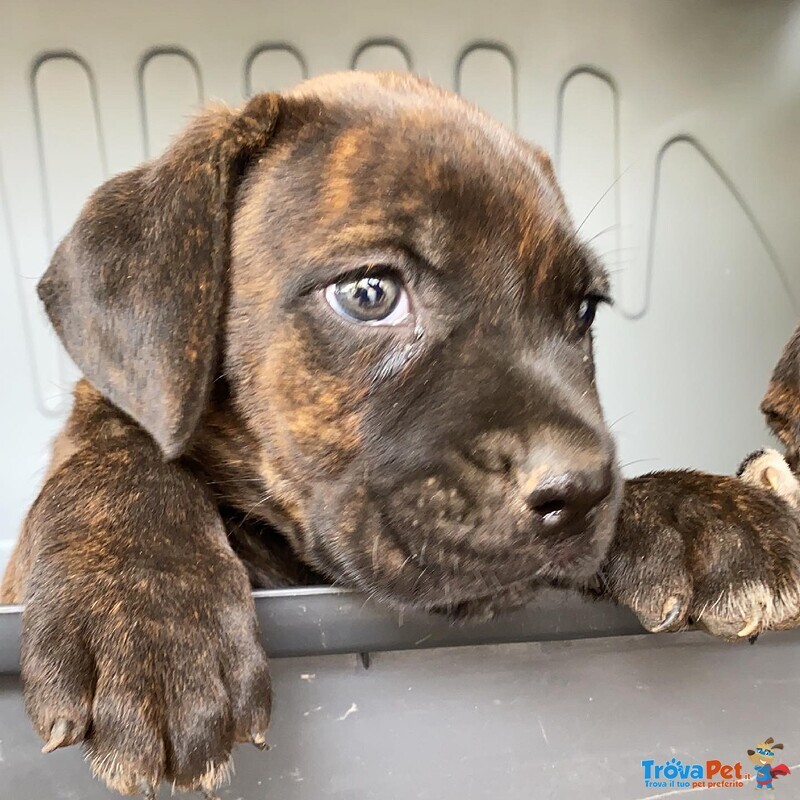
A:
[{"xmin": 468, "ymin": 421, "xmax": 617, "ymax": 542}]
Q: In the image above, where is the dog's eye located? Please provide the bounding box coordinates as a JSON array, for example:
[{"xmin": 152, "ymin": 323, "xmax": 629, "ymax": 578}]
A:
[
  {"xmin": 576, "ymin": 296, "xmax": 600, "ymax": 336},
  {"xmin": 325, "ymin": 273, "xmax": 410, "ymax": 325}
]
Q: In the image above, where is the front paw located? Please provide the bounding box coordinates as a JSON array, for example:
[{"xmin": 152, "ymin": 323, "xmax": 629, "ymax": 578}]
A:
[
  {"xmin": 21, "ymin": 572, "xmax": 271, "ymax": 795},
  {"xmin": 601, "ymin": 473, "xmax": 800, "ymax": 640}
]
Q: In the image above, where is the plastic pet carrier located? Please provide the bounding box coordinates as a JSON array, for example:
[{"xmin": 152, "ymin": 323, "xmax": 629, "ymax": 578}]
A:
[{"xmin": 1, "ymin": 1, "xmax": 799, "ymax": 798}]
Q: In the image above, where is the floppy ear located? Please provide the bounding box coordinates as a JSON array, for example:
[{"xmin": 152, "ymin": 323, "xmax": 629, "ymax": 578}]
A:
[
  {"xmin": 762, "ymin": 323, "xmax": 800, "ymax": 470},
  {"xmin": 38, "ymin": 94, "xmax": 281, "ymax": 459}
]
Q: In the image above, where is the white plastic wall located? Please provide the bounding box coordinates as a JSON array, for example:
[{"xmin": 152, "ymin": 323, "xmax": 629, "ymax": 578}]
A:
[{"xmin": 1, "ymin": 0, "xmax": 799, "ymax": 570}]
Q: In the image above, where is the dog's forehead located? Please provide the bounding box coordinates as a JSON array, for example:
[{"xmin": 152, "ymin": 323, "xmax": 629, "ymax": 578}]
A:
[
  {"xmin": 237, "ymin": 72, "xmax": 598, "ymax": 296},
  {"xmin": 284, "ymin": 71, "xmax": 559, "ymax": 205}
]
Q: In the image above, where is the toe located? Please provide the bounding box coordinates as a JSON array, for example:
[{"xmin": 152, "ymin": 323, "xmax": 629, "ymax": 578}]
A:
[
  {"xmin": 166, "ymin": 675, "xmax": 234, "ymax": 790},
  {"xmin": 84, "ymin": 683, "xmax": 166, "ymax": 794},
  {"xmin": 223, "ymin": 637, "xmax": 272, "ymax": 748},
  {"xmin": 21, "ymin": 620, "xmax": 95, "ymax": 751}
]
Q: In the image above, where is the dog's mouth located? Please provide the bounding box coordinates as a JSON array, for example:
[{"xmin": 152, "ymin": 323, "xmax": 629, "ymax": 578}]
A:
[{"xmin": 303, "ymin": 467, "xmax": 621, "ymax": 618}]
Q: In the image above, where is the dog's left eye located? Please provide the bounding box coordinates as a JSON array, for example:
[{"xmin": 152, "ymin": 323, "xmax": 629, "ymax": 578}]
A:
[
  {"xmin": 324, "ymin": 273, "xmax": 410, "ymax": 325},
  {"xmin": 576, "ymin": 296, "xmax": 601, "ymax": 336}
]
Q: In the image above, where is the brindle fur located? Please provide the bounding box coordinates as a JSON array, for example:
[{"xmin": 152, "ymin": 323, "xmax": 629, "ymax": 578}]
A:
[
  {"xmin": 762, "ymin": 323, "xmax": 800, "ymax": 471},
  {"xmin": 596, "ymin": 325, "xmax": 800, "ymax": 639},
  {"xmin": 601, "ymin": 470, "xmax": 800, "ymax": 638},
  {"xmin": 1, "ymin": 72, "xmax": 799, "ymax": 795}
]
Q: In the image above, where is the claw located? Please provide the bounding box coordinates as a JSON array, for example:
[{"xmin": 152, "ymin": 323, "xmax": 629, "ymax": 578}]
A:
[
  {"xmin": 583, "ymin": 570, "xmax": 609, "ymax": 597},
  {"xmin": 41, "ymin": 719, "xmax": 73, "ymax": 753},
  {"xmin": 201, "ymin": 792, "xmax": 220, "ymax": 800},
  {"xmin": 251, "ymin": 732, "xmax": 270, "ymax": 751},
  {"xmin": 737, "ymin": 615, "xmax": 761, "ymax": 639},
  {"xmin": 649, "ymin": 596, "xmax": 682, "ymax": 633}
]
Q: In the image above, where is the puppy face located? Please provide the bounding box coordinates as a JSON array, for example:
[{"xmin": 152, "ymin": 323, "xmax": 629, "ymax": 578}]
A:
[
  {"xmin": 221, "ymin": 74, "xmax": 620, "ymax": 613},
  {"xmin": 38, "ymin": 72, "xmax": 620, "ymax": 617}
]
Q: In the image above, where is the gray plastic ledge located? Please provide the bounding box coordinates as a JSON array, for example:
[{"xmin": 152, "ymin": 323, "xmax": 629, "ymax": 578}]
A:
[{"xmin": 0, "ymin": 587, "xmax": 647, "ymax": 674}]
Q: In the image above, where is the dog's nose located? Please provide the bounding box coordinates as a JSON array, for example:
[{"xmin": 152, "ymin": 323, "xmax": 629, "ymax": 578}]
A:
[
  {"xmin": 521, "ymin": 463, "xmax": 614, "ymax": 535},
  {"xmin": 463, "ymin": 427, "xmax": 616, "ymax": 533}
]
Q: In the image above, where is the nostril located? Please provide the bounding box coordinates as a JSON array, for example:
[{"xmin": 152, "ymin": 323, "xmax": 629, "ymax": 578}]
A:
[
  {"xmin": 525, "ymin": 465, "xmax": 614, "ymax": 531},
  {"xmin": 527, "ymin": 480, "xmax": 573, "ymax": 527},
  {"xmin": 532, "ymin": 498, "xmax": 566, "ymax": 520}
]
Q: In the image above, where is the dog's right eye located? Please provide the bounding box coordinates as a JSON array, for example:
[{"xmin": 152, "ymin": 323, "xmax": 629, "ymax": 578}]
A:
[
  {"xmin": 324, "ymin": 272, "xmax": 411, "ymax": 325},
  {"xmin": 576, "ymin": 296, "xmax": 599, "ymax": 336}
]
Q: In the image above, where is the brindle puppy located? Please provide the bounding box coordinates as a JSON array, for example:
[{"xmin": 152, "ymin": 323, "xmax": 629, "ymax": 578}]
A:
[
  {"xmin": 762, "ymin": 323, "xmax": 800, "ymax": 471},
  {"xmin": 0, "ymin": 72, "xmax": 798, "ymax": 796}
]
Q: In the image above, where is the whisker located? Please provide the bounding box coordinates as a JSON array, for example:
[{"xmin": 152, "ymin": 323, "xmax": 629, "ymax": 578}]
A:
[
  {"xmin": 241, "ymin": 492, "xmax": 274, "ymax": 525},
  {"xmin": 205, "ymin": 477, "xmax": 266, "ymax": 487},
  {"xmin": 594, "ymin": 245, "xmax": 639, "ymax": 261},
  {"xmin": 584, "ymin": 223, "xmax": 619, "ymax": 246},
  {"xmin": 608, "ymin": 411, "xmax": 635, "ymax": 431},
  {"xmin": 618, "ymin": 458, "xmax": 660, "ymax": 471},
  {"xmin": 576, "ymin": 161, "xmax": 637, "ymax": 236}
]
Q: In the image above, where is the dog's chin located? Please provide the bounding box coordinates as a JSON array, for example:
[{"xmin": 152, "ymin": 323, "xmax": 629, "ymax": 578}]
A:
[{"xmin": 310, "ymin": 512, "xmax": 616, "ymax": 621}]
